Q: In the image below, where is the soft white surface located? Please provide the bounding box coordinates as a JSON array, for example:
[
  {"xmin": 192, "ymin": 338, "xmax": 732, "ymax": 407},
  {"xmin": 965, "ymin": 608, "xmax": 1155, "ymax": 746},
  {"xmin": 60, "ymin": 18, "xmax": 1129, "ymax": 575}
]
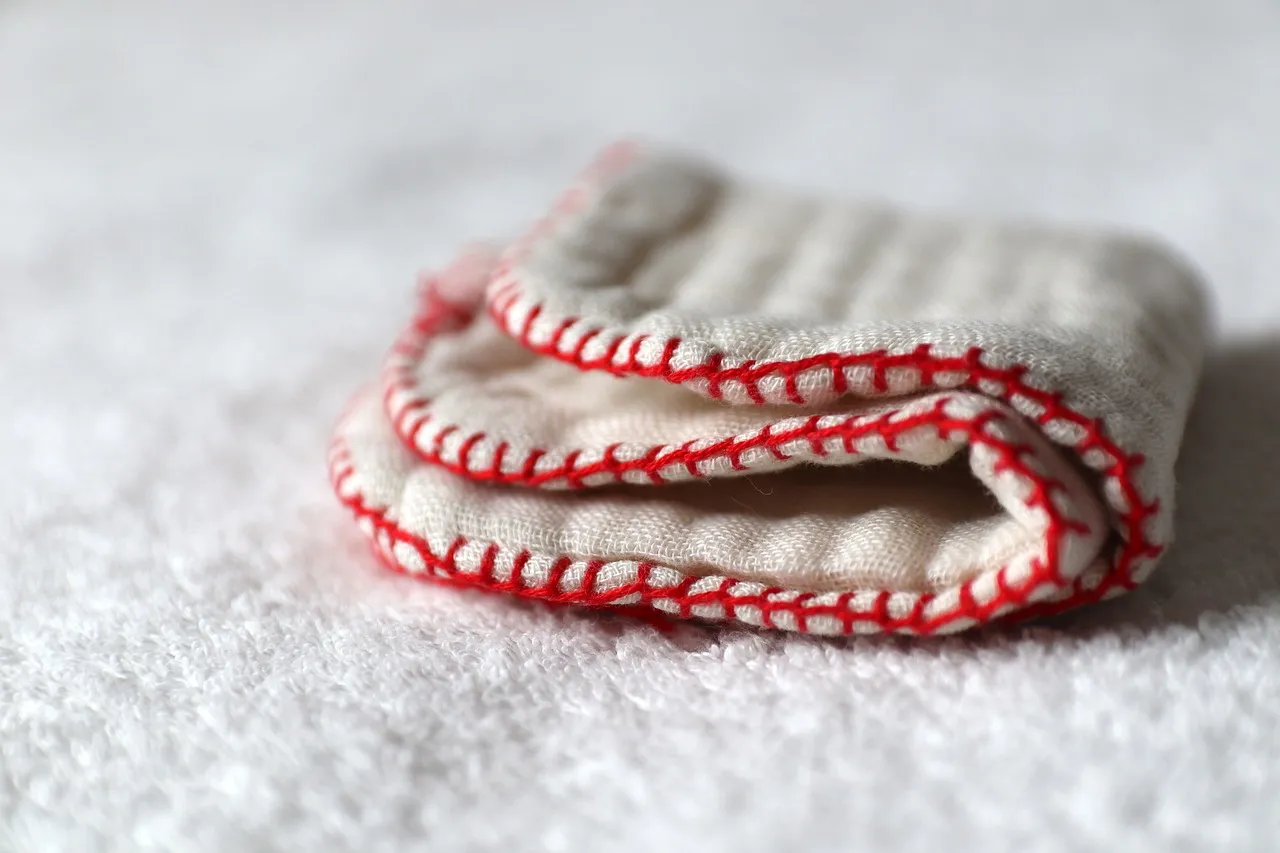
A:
[{"xmin": 3, "ymin": 0, "xmax": 1279, "ymax": 850}]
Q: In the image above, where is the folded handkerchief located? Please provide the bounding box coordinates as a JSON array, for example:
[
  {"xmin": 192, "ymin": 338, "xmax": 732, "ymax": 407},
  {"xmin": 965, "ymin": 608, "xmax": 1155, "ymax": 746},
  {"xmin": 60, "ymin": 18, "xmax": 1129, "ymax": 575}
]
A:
[{"xmin": 330, "ymin": 142, "xmax": 1209, "ymax": 635}]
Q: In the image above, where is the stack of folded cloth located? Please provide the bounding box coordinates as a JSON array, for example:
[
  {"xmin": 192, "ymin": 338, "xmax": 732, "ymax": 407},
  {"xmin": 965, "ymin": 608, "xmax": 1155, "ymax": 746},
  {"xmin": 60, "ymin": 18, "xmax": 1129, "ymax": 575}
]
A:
[{"xmin": 329, "ymin": 142, "xmax": 1209, "ymax": 635}]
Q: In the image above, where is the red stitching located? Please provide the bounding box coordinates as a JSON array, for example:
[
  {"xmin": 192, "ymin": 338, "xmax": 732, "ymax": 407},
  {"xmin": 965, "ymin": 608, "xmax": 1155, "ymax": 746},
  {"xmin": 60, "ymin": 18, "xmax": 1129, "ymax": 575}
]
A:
[
  {"xmin": 600, "ymin": 335, "xmax": 625, "ymax": 368},
  {"xmin": 431, "ymin": 424, "xmax": 457, "ymax": 460},
  {"xmin": 337, "ymin": 143, "xmax": 1169, "ymax": 633},
  {"xmin": 872, "ymin": 591, "xmax": 891, "ymax": 624},
  {"xmin": 404, "ymin": 413, "xmax": 429, "ymax": 447},
  {"xmin": 581, "ymin": 559, "xmax": 604, "ymax": 593},
  {"xmin": 549, "ymin": 316, "xmax": 576, "ymax": 351},
  {"xmin": 456, "ymin": 431, "xmax": 484, "ymax": 475},
  {"xmin": 670, "ymin": 576, "xmax": 698, "ymax": 619},
  {"xmin": 520, "ymin": 303, "xmax": 543, "ymax": 341},
  {"xmin": 388, "ymin": 290, "xmax": 1068, "ymax": 498},
  {"xmin": 478, "ymin": 543, "xmax": 499, "ymax": 583},
  {"xmin": 793, "ymin": 592, "xmax": 815, "ymax": 632},
  {"xmin": 784, "ymin": 369, "xmax": 804, "ymax": 405},
  {"xmin": 742, "ymin": 361, "xmax": 766, "ymax": 405},
  {"xmin": 366, "ymin": 275, "xmax": 1108, "ymax": 633},
  {"xmin": 337, "ymin": 407, "xmax": 1100, "ymax": 630},
  {"xmin": 623, "ymin": 335, "xmax": 646, "ymax": 371},
  {"xmin": 489, "ymin": 441, "xmax": 509, "ymax": 478},
  {"xmin": 332, "ymin": 421, "xmax": 1099, "ymax": 635},
  {"xmin": 483, "ymin": 289, "xmax": 1160, "ymax": 621},
  {"xmin": 546, "ymin": 556, "xmax": 572, "ymax": 593},
  {"xmin": 704, "ymin": 352, "xmax": 725, "ymax": 398},
  {"xmin": 571, "ymin": 328, "xmax": 602, "ymax": 362},
  {"xmin": 717, "ymin": 577, "xmax": 737, "ymax": 622},
  {"xmin": 521, "ymin": 449, "xmax": 546, "ymax": 481},
  {"xmin": 678, "ymin": 440, "xmax": 700, "ymax": 477},
  {"xmin": 509, "ymin": 551, "xmax": 530, "ymax": 592}
]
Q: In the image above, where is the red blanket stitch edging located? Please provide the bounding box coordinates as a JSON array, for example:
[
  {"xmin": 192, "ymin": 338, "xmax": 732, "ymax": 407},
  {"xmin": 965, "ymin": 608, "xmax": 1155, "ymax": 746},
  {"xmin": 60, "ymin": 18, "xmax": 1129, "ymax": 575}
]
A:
[
  {"xmin": 329, "ymin": 141, "xmax": 1163, "ymax": 633},
  {"xmin": 485, "ymin": 141, "xmax": 1162, "ymax": 607},
  {"xmin": 332, "ymin": 283, "xmax": 1105, "ymax": 635}
]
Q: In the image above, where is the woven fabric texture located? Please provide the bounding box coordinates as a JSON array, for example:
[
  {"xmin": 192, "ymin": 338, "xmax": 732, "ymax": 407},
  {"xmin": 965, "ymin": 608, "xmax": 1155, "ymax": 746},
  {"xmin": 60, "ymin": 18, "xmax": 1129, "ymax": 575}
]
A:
[{"xmin": 333, "ymin": 144, "xmax": 1208, "ymax": 635}]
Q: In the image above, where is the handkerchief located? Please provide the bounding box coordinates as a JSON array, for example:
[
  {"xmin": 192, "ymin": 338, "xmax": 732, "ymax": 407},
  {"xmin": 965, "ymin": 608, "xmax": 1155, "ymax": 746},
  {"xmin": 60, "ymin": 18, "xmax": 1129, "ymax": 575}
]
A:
[{"xmin": 330, "ymin": 142, "xmax": 1209, "ymax": 635}]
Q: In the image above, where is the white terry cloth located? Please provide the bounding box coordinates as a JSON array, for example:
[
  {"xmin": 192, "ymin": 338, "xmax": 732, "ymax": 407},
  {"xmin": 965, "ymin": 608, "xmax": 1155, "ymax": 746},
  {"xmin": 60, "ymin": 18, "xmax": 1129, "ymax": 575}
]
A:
[{"xmin": 334, "ymin": 144, "xmax": 1208, "ymax": 635}]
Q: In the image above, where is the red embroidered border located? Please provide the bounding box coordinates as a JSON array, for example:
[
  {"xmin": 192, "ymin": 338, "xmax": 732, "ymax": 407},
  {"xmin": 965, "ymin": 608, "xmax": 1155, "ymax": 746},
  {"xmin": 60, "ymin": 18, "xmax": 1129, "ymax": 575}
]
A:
[
  {"xmin": 383, "ymin": 289, "xmax": 1084, "ymax": 492},
  {"xmin": 483, "ymin": 142, "xmax": 1161, "ymax": 612},
  {"xmin": 329, "ymin": 400, "xmax": 1087, "ymax": 635},
  {"xmin": 332, "ymin": 279, "xmax": 1109, "ymax": 635},
  {"xmin": 485, "ymin": 289, "xmax": 1162, "ymax": 589},
  {"xmin": 328, "ymin": 142, "xmax": 1163, "ymax": 633}
]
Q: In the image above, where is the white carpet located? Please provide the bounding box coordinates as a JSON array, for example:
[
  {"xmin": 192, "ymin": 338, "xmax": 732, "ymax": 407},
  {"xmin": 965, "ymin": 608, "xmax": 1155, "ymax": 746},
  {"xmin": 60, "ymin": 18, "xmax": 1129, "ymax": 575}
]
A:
[{"xmin": 3, "ymin": 1, "xmax": 1279, "ymax": 850}]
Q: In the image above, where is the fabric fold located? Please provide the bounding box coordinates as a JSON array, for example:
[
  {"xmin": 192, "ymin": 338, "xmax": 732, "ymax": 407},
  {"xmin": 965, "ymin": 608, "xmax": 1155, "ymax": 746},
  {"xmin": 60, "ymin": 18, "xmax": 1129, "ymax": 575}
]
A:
[{"xmin": 330, "ymin": 142, "xmax": 1209, "ymax": 635}]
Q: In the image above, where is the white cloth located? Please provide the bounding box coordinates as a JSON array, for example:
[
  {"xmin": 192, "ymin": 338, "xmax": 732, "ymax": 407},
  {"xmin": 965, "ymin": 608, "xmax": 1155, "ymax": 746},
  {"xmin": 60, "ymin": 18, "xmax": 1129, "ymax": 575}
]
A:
[
  {"xmin": 347, "ymin": 142, "xmax": 1210, "ymax": 633},
  {"xmin": 5, "ymin": 0, "xmax": 1280, "ymax": 850}
]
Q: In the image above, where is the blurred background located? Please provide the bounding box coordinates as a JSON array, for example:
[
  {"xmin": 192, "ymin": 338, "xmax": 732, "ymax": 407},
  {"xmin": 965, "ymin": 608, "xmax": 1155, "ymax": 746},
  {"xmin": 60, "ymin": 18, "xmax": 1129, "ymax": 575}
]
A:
[
  {"xmin": 6, "ymin": 0, "xmax": 1277, "ymax": 332},
  {"xmin": 3, "ymin": 1, "xmax": 1279, "ymax": 850}
]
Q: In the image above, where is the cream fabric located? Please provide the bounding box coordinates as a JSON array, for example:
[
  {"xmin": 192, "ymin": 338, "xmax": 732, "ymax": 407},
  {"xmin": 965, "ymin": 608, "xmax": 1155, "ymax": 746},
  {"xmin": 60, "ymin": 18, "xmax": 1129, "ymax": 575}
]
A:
[
  {"xmin": 341, "ymin": 389, "xmax": 1104, "ymax": 597},
  {"xmin": 337, "ymin": 144, "xmax": 1207, "ymax": 633}
]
